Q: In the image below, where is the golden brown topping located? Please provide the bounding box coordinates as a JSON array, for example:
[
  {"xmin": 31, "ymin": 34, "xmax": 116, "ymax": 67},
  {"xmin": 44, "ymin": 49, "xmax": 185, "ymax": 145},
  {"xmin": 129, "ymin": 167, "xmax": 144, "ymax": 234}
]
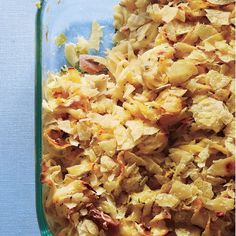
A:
[
  {"xmin": 86, "ymin": 204, "xmax": 120, "ymax": 230},
  {"xmin": 207, "ymin": 157, "xmax": 235, "ymax": 177},
  {"xmin": 44, "ymin": 126, "xmax": 71, "ymax": 149},
  {"xmin": 42, "ymin": 0, "xmax": 235, "ymax": 235}
]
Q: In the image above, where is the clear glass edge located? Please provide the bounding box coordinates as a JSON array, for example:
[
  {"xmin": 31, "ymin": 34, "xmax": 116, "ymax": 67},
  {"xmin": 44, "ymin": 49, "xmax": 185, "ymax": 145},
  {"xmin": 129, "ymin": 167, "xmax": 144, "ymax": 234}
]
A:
[{"xmin": 35, "ymin": 0, "xmax": 53, "ymax": 235}]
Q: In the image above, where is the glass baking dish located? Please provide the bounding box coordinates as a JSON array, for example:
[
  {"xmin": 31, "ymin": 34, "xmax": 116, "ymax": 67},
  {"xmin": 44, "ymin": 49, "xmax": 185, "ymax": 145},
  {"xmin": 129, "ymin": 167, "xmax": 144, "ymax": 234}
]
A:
[{"xmin": 35, "ymin": 0, "xmax": 118, "ymax": 235}]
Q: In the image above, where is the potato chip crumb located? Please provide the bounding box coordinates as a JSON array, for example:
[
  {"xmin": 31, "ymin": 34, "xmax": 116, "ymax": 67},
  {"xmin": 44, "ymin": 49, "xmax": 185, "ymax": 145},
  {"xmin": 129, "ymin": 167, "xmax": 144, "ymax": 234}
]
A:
[
  {"xmin": 191, "ymin": 96, "xmax": 233, "ymax": 132},
  {"xmin": 206, "ymin": 9, "xmax": 230, "ymax": 26},
  {"xmin": 35, "ymin": 1, "xmax": 41, "ymax": 9},
  {"xmin": 55, "ymin": 33, "xmax": 67, "ymax": 47}
]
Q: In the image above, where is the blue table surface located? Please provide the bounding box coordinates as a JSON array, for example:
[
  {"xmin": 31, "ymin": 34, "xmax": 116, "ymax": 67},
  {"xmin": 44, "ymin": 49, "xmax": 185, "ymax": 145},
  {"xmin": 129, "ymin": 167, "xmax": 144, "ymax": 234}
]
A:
[{"xmin": 0, "ymin": 1, "xmax": 40, "ymax": 235}]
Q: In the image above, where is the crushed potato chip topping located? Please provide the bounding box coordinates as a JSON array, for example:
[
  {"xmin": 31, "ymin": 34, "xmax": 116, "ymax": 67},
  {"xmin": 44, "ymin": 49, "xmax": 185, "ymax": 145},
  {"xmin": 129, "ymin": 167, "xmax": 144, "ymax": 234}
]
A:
[{"xmin": 42, "ymin": 0, "xmax": 235, "ymax": 235}]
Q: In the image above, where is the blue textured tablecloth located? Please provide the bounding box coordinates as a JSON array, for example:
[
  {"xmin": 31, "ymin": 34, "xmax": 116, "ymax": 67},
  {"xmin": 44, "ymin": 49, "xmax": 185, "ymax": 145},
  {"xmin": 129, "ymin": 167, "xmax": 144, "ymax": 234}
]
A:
[{"xmin": 0, "ymin": 1, "xmax": 40, "ymax": 235}]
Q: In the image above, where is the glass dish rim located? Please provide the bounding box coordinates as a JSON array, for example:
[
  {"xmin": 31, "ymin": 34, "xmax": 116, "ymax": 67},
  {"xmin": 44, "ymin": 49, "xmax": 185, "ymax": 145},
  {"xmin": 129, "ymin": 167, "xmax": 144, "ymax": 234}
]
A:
[{"xmin": 35, "ymin": 0, "xmax": 53, "ymax": 235}]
